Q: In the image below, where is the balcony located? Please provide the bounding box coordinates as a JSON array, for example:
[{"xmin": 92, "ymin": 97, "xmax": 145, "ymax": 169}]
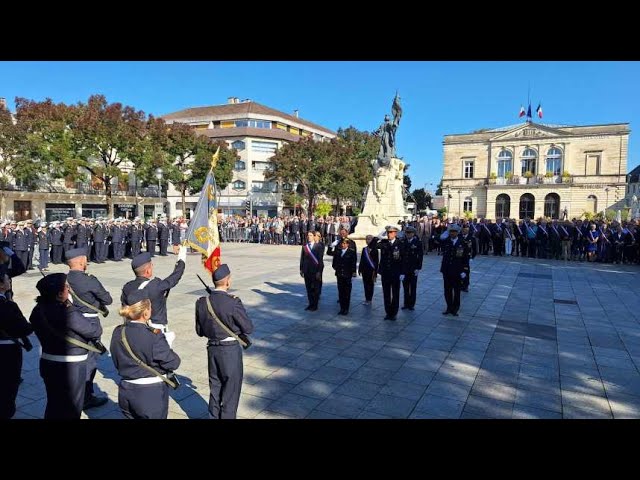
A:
[
  {"xmin": 0, "ymin": 181, "xmax": 164, "ymax": 197},
  {"xmin": 487, "ymin": 175, "xmax": 572, "ymax": 186}
]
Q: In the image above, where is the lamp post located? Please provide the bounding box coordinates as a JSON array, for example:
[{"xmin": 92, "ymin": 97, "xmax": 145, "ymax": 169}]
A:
[
  {"xmin": 605, "ymin": 187, "xmax": 610, "ymax": 216},
  {"xmin": 155, "ymin": 168, "xmax": 163, "ymax": 217}
]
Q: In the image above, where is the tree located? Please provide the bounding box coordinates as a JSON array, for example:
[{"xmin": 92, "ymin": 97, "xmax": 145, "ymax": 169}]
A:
[
  {"xmin": 187, "ymin": 139, "xmax": 234, "ymax": 195},
  {"xmin": 0, "ymin": 102, "xmax": 19, "ymax": 189},
  {"xmin": 68, "ymin": 95, "xmax": 148, "ymax": 217},
  {"xmin": 411, "ymin": 188, "xmax": 430, "ymax": 211},
  {"xmin": 435, "ymin": 179, "xmax": 443, "ymax": 196},
  {"xmin": 267, "ymin": 136, "xmax": 334, "ymax": 215},
  {"xmin": 315, "ymin": 201, "xmax": 332, "ymax": 217}
]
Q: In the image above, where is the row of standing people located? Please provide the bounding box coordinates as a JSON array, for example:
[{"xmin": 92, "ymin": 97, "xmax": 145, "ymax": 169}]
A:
[{"xmin": 0, "ymin": 242, "xmax": 253, "ymax": 420}]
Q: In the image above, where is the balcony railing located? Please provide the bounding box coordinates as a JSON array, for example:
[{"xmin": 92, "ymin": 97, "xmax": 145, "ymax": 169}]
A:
[
  {"xmin": 0, "ymin": 182, "xmax": 164, "ymax": 197},
  {"xmin": 487, "ymin": 175, "xmax": 572, "ymax": 186}
]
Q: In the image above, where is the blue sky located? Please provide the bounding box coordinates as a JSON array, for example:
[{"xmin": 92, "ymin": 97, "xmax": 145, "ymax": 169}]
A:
[{"xmin": 1, "ymin": 61, "xmax": 638, "ymax": 192}]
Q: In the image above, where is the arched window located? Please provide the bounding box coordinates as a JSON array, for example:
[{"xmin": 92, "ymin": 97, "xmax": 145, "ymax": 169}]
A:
[
  {"xmin": 519, "ymin": 193, "xmax": 535, "ymax": 219},
  {"xmin": 232, "ymin": 180, "xmax": 245, "ymax": 190},
  {"xmin": 497, "ymin": 150, "xmax": 513, "ymax": 178},
  {"xmin": 520, "ymin": 148, "xmax": 537, "ymax": 176},
  {"xmin": 546, "ymin": 147, "xmax": 562, "ymax": 176},
  {"xmin": 231, "ymin": 140, "xmax": 246, "ymax": 151},
  {"xmin": 234, "ymin": 160, "xmax": 246, "ymax": 171},
  {"xmin": 283, "ymin": 182, "xmax": 293, "ymax": 191},
  {"xmin": 544, "ymin": 193, "xmax": 560, "ymax": 219},
  {"xmin": 463, "ymin": 197, "xmax": 473, "ymax": 213},
  {"xmin": 586, "ymin": 195, "xmax": 597, "ymax": 214},
  {"xmin": 496, "ymin": 194, "xmax": 511, "ymax": 219}
]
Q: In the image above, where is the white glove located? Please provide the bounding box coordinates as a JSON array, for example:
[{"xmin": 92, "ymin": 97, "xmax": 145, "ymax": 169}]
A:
[
  {"xmin": 331, "ymin": 239, "xmax": 339, "ymax": 247},
  {"xmin": 399, "ymin": 274, "xmax": 405, "ymax": 281},
  {"xmin": 460, "ymin": 272, "xmax": 466, "ymax": 279},
  {"xmin": 378, "ymin": 230, "xmax": 387, "ymax": 238},
  {"xmin": 178, "ymin": 245, "xmax": 187, "ymax": 263},
  {"xmin": 414, "ymin": 270, "xmax": 419, "ymax": 276},
  {"xmin": 164, "ymin": 331, "xmax": 176, "ymax": 348},
  {"xmin": 2, "ymin": 246, "xmax": 14, "ymax": 256}
]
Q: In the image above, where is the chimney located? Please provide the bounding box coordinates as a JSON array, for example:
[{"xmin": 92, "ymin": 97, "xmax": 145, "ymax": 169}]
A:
[
  {"xmin": 227, "ymin": 97, "xmax": 236, "ymax": 104},
  {"xmin": 0, "ymin": 97, "xmax": 6, "ymax": 110},
  {"xmin": 293, "ymin": 109, "xmax": 299, "ymax": 118}
]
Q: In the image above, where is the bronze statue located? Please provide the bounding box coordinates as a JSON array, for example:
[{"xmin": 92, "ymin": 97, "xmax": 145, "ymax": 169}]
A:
[{"xmin": 374, "ymin": 93, "xmax": 402, "ymax": 165}]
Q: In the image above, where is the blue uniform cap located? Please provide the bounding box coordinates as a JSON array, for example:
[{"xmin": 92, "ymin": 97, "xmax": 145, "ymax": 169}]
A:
[
  {"xmin": 212, "ymin": 264, "xmax": 231, "ymax": 282},
  {"xmin": 36, "ymin": 273, "xmax": 67, "ymax": 296},
  {"xmin": 124, "ymin": 288, "xmax": 150, "ymax": 305},
  {"xmin": 65, "ymin": 248, "xmax": 87, "ymax": 261},
  {"xmin": 131, "ymin": 252, "xmax": 152, "ymax": 270}
]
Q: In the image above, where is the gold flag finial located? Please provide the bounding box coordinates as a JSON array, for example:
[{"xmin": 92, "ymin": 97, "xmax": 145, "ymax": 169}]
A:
[{"xmin": 210, "ymin": 146, "xmax": 221, "ymax": 170}]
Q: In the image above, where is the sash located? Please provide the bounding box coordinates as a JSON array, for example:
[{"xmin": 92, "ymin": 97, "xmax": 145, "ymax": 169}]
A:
[
  {"xmin": 483, "ymin": 224, "xmax": 492, "ymax": 235},
  {"xmin": 552, "ymin": 226, "xmax": 561, "ymax": 237},
  {"xmin": 363, "ymin": 247, "xmax": 376, "ymax": 270},
  {"xmin": 304, "ymin": 243, "xmax": 319, "ymax": 266},
  {"xmin": 599, "ymin": 228, "xmax": 611, "ymax": 244},
  {"xmin": 539, "ymin": 225, "xmax": 549, "ymax": 236},
  {"xmin": 589, "ymin": 230, "xmax": 597, "ymax": 243},
  {"xmin": 470, "ymin": 224, "xmax": 477, "ymax": 233},
  {"xmin": 525, "ymin": 222, "xmax": 535, "ymax": 236},
  {"xmin": 624, "ymin": 228, "xmax": 636, "ymax": 243},
  {"xmin": 505, "ymin": 228, "xmax": 513, "ymax": 240},
  {"xmin": 516, "ymin": 224, "xmax": 523, "ymax": 236},
  {"xmin": 560, "ymin": 226, "xmax": 569, "ymax": 237}
]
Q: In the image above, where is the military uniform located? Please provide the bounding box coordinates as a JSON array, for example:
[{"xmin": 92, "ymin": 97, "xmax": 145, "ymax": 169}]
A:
[
  {"xmin": 440, "ymin": 226, "xmax": 470, "ymax": 316},
  {"xmin": 195, "ymin": 266, "xmax": 254, "ymax": 419},
  {"xmin": 121, "ymin": 253, "xmax": 185, "ymax": 335},
  {"xmin": 332, "ymin": 245, "xmax": 357, "ymax": 314},
  {"xmin": 370, "ymin": 226, "xmax": 405, "ymax": 320},
  {"xmin": 145, "ymin": 222, "xmax": 158, "ymax": 256},
  {"xmin": 0, "ymin": 241, "xmax": 26, "ymax": 301},
  {"xmin": 0, "ymin": 294, "xmax": 33, "ymax": 419},
  {"xmin": 30, "ymin": 274, "xmax": 103, "ymax": 419},
  {"xmin": 158, "ymin": 220, "xmax": 170, "ymax": 256},
  {"xmin": 110, "ymin": 289, "xmax": 181, "ymax": 420},
  {"xmin": 66, "ymin": 248, "xmax": 113, "ymax": 409},
  {"xmin": 401, "ymin": 228, "xmax": 423, "ymax": 310},
  {"xmin": 37, "ymin": 226, "xmax": 51, "ymax": 270},
  {"xmin": 460, "ymin": 230, "xmax": 477, "ymax": 291}
]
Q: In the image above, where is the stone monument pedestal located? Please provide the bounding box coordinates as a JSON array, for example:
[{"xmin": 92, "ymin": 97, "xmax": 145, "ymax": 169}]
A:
[{"xmin": 349, "ymin": 157, "xmax": 410, "ymax": 251}]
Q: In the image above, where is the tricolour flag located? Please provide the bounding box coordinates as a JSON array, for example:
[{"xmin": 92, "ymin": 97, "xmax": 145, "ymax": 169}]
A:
[
  {"xmin": 536, "ymin": 103, "xmax": 543, "ymax": 119},
  {"xmin": 184, "ymin": 147, "xmax": 221, "ymax": 274},
  {"xmin": 519, "ymin": 105, "xmax": 526, "ymax": 117},
  {"xmin": 526, "ymin": 104, "xmax": 532, "ymax": 119}
]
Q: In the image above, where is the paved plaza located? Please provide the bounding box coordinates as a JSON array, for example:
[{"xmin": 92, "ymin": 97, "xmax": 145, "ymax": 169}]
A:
[{"xmin": 10, "ymin": 243, "xmax": 640, "ymax": 419}]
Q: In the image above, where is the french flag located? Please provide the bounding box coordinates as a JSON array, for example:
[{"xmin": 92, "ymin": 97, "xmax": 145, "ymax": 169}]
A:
[
  {"xmin": 519, "ymin": 105, "xmax": 526, "ymax": 118},
  {"xmin": 536, "ymin": 103, "xmax": 543, "ymax": 119}
]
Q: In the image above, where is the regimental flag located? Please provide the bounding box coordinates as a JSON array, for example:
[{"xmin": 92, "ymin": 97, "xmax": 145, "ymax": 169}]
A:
[
  {"xmin": 536, "ymin": 103, "xmax": 543, "ymax": 119},
  {"xmin": 519, "ymin": 105, "xmax": 526, "ymax": 117},
  {"xmin": 184, "ymin": 147, "xmax": 221, "ymax": 274}
]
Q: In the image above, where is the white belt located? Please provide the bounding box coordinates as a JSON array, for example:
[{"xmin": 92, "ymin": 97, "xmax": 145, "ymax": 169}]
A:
[
  {"xmin": 82, "ymin": 313, "xmax": 99, "ymax": 318},
  {"xmin": 0, "ymin": 339, "xmax": 18, "ymax": 345},
  {"xmin": 124, "ymin": 376, "xmax": 164, "ymax": 385},
  {"xmin": 148, "ymin": 322, "xmax": 168, "ymax": 332},
  {"xmin": 41, "ymin": 352, "xmax": 88, "ymax": 362},
  {"xmin": 220, "ymin": 337, "xmax": 237, "ymax": 343}
]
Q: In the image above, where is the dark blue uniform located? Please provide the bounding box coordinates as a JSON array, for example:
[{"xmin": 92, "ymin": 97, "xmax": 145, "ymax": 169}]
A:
[
  {"xmin": 75, "ymin": 224, "xmax": 89, "ymax": 258},
  {"xmin": 24, "ymin": 226, "xmax": 35, "ymax": 269},
  {"xmin": 358, "ymin": 244, "xmax": 379, "ymax": 303},
  {"xmin": 12, "ymin": 230, "xmax": 28, "ymax": 268},
  {"xmin": 440, "ymin": 237, "xmax": 470, "ymax": 316},
  {"xmin": 195, "ymin": 289, "xmax": 254, "ymax": 419},
  {"xmin": 129, "ymin": 224, "xmax": 143, "ymax": 257},
  {"xmin": 38, "ymin": 229, "xmax": 50, "ymax": 270},
  {"xmin": 370, "ymin": 236, "xmax": 405, "ymax": 319},
  {"xmin": 0, "ymin": 245, "xmax": 26, "ymax": 303},
  {"xmin": 332, "ymin": 247, "xmax": 357, "ymax": 314},
  {"xmin": 49, "ymin": 226, "xmax": 64, "ymax": 264},
  {"xmin": 300, "ymin": 241, "xmax": 324, "ymax": 310},
  {"xmin": 158, "ymin": 222, "xmax": 169, "ymax": 256},
  {"xmin": 111, "ymin": 224, "xmax": 125, "ymax": 261},
  {"xmin": 402, "ymin": 236, "xmax": 423, "ymax": 310},
  {"xmin": 145, "ymin": 224, "xmax": 158, "ymax": 257},
  {"xmin": 121, "ymin": 260, "xmax": 186, "ymax": 327},
  {"xmin": 92, "ymin": 224, "xmax": 107, "ymax": 263},
  {"xmin": 110, "ymin": 322, "xmax": 181, "ymax": 419},
  {"xmin": 30, "ymin": 300, "xmax": 103, "ymax": 419},
  {"xmin": 0, "ymin": 295, "xmax": 33, "ymax": 419},
  {"xmin": 171, "ymin": 223, "xmax": 181, "ymax": 247},
  {"xmin": 67, "ymin": 269, "xmax": 113, "ymax": 404}
]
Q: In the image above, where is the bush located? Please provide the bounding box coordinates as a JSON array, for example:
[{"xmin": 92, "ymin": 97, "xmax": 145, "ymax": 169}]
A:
[
  {"xmin": 314, "ymin": 202, "xmax": 332, "ymax": 217},
  {"xmin": 489, "ymin": 172, "xmax": 497, "ymax": 179},
  {"xmin": 544, "ymin": 171, "xmax": 554, "ymax": 178},
  {"xmin": 524, "ymin": 171, "xmax": 534, "ymax": 178},
  {"xmin": 437, "ymin": 207, "xmax": 447, "ymax": 217},
  {"xmin": 463, "ymin": 210, "xmax": 473, "ymax": 220}
]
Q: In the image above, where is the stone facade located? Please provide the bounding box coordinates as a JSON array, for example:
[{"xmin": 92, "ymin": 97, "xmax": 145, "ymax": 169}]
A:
[{"xmin": 442, "ymin": 121, "xmax": 630, "ymax": 220}]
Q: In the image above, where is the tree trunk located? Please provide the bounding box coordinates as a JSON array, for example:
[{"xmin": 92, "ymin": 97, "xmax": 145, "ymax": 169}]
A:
[
  {"xmin": 308, "ymin": 189, "xmax": 315, "ymax": 216},
  {"xmin": 105, "ymin": 177, "xmax": 114, "ymax": 218},
  {"xmin": 335, "ymin": 197, "xmax": 340, "ymax": 216}
]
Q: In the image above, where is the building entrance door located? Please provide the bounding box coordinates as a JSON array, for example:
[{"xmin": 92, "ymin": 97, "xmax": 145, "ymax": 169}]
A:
[{"xmin": 14, "ymin": 201, "xmax": 32, "ymax": 221}]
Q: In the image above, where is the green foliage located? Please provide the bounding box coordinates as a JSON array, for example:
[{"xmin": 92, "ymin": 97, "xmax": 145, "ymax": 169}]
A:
[
  {"xmin": 489, "ymin": 172, "xmax": 497, "ymax": 179},
  {"xmin": 544, "ymin": 171, "xmax": 554, "ymax": 178},
  {"xmin": 350, "ymin": 206, "xmax": 361, "ymax": 216},
  {"xmin": 411, "ymin": 188, "xmax": 430, "ymax": 211},
  {"xmin": 314, "ymin": 201, "xmax": 332, "ymax": 217},
  {"xmin": 505, "ymin": 171, "xmax": 514, "ymax": 179},
  {"xmin": 435, "ymin": 179, "xmax": 443, "ymax": 196},
  {"xmin": 562, "ymin": 170, "xmax": 570, "ymax": 177},
  {"xmin": 583, "ymin": 211, "xmax": 595, "ymax": 221},
  {"xmin": 524, "ymin": 171, "xmax": 534, "ymax": 178},
  {"xmin": 437, "ymin": 207, "xmax": 447, "ymax": 217},
  {"xmin": 463, "ymin": 210, "xmax": 473, "ymax": 220},
  {"xmin": 604, "ymin": 209, "xmax": 617, "ymax": 222}
]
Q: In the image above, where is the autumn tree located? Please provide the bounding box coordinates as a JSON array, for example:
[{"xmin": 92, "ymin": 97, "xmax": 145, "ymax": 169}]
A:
[
  {"xmin": 0, "ymin": 103, "xmax": 19, "ymax": 189},
  {"xmin": 266, "ymin": 136, "xmax": 334, "ymax": 214},
  {"xmin": 186, "ymin": 138, "xmax": 235, "ymax": 195}
]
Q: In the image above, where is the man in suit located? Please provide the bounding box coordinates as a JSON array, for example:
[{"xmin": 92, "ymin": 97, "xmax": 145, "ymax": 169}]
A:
[
  {"xmin": 440, "ymin": 224, "xmax": 469, "ymax": 316},
  {"xmin": 358, "ymin": 234, "xmax": 379, "ymax": 306},
  {"xmin": 300, "ymin": 231, "xmax": 324, "ymax": 311}
]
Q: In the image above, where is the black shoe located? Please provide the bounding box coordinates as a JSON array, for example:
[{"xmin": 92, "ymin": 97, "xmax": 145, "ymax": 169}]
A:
[
  {"xmin": 83, "ymin": 395, "xmax": 108, "ymax": 410},
  {"xmin": 304, "ymin": 306, "xmax": 311, "ymax": 311},
  {"xmin": 309, "ymin": 306, "xmax": 318, "ymax": 311},
  {"xmin": 461, "ymin": 288, "xmax": 469, "ymax": 292},
  {"xmin": 401, "ymin": 306, "xmax": 409, "ymax": 310},
  {"xmin": 442, "ymin": 310, "xmax": 450, "ymax": 315},
  {"xmin": 451, "ymin": 311, "xmax": 459, "ymax": 316},
  {"xmin": 408, "ymin": 307, "xmax": 415, "ymax": 311}
]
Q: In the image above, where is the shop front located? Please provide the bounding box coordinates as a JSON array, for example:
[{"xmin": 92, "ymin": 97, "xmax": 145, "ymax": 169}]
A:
[
  {"xmin": 45, "ymin": 203, "xmax": 76, "ymax": 222},
  {"xmin": 115, "ymin": 203, "xmax": 137, "ymax": 219},
  {"xmin": 82, "ymin": 203, "xmax": 108, "ymax": 219}
]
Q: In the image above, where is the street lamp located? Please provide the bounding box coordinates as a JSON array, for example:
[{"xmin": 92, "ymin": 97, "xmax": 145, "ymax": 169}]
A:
[
  {"xmin": 155, "ymin": 168, "xmax": 163, "ymax": 198},
  {"xmin": 605, "ymin": 187, "xmax": 610, "ymax": 216}
]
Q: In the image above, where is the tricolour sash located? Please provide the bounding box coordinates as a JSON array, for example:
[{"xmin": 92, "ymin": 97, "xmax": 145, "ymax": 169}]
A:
[
  {"xmin": 304, "ymin": 243, "xmax": 319, "ymax": 266},
  {"xmin": 363, "ymin": 247, "xmax": 376, "ymax": 270}
]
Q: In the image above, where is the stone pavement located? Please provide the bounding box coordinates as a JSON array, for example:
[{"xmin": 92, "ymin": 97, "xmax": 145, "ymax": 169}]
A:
[{"xmin": 10, "ymin": 244, "xmax": 640, "ymax": 419}]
